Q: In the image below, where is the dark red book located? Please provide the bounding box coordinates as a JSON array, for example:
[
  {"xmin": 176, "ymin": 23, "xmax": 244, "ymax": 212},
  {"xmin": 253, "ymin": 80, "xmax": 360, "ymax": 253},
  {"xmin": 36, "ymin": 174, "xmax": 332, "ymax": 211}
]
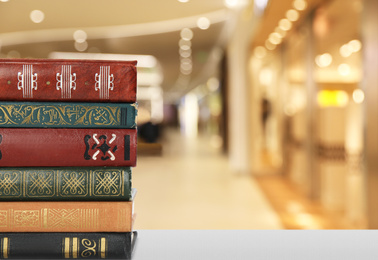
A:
[
  {"xmin": 0, "ymin": 59, "xmax": 136, "ymax": 102},
  {"xmin": 0, "ymin": 128, "xmax": 137, "ymax": 167}
]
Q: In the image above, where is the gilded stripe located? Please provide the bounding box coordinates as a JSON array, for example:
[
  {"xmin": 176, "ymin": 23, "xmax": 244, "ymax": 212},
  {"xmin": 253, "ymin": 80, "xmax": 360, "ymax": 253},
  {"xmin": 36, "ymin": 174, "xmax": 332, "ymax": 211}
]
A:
[
  {"xmin": 100, "ymin": 238, "xmax": 106, "ymax": 259},
  {"xmin": 72, "ymin": 237, "xmax": 78, "ymax": 259},
  {"xmin": 3, "ymin": 237, "xmax": 9, "ymax": 259},
  {"xmin": 64, "ymin": 237, "xmax": 70, "ymax": 258}
]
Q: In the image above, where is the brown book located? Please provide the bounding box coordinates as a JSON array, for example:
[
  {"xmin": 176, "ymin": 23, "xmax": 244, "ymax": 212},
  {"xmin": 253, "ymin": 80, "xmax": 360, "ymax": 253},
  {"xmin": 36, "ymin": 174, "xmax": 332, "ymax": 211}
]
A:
[
  {"xmin": 0, "ymin": 190, "xmax": 136, "ymax": 232},
  {"xmin": 0, "ymin": 59, "xmax": 137, "ymax": 102}
]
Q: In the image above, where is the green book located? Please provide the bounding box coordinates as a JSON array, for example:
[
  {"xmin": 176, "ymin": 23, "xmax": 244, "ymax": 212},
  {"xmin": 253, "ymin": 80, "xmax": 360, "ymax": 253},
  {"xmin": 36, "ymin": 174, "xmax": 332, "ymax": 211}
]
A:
[
  {"xmin": 0, "ymin": 167, "xmax": 132, "ymax": 201},
  {"xmin": 0, "ymin": 102, "xmax": 137, "ymax": 128}
]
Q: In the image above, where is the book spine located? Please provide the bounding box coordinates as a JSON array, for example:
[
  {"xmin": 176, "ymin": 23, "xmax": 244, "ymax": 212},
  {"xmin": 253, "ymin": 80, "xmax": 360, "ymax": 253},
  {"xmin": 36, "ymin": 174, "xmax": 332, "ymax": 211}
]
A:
[
  {"xmin": 0, "ymin": 200, "xmax": 134, "ymax": 232},
  {"xmin": 0, "ymin": 59, "xmax": 136, "ymax": 102},
  {"xmin": 0, "ymin": 128, "xmax": 137, "ymax": 167},
  {"xmin": 0, "ymin": 167, "xmax": 132, "ymax": 201},
  {"xmin": 0, "ymin": 102, "xmax": 137, "ymax": 128},
  {"xmin": 0, "ymin": 232, "xmax": 136, "ymax": 259}
]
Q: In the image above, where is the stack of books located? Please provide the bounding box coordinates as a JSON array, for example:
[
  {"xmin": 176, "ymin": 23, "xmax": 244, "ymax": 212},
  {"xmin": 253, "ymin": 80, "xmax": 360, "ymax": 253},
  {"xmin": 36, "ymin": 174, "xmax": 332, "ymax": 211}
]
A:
[{"xmin": 0, "ymin": 59, "xmax": 138, "ymax": 259}]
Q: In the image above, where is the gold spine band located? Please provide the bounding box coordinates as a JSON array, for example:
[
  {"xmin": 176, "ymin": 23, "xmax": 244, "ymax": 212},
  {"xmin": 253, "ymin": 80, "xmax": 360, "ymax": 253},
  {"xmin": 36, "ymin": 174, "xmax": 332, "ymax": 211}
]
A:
[
  {"xmin": 100, "ymin": 237, "xmax": 106, "ymax": 259},
  {"xmin": 72, "ymin": 237, "xmax": 78, "ymax": 259},
  {"xmin": 2, "ymin": 237, "xmax": 9, "ymax": 259},
  {"xmin": 64, "ymin": 237, "xmax": 70, "ymax": 259}
]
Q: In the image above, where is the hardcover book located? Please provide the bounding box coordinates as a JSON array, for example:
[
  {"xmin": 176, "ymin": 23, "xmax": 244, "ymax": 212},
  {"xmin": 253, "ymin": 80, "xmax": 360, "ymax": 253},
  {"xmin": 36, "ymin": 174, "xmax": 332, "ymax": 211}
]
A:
[
  {"xmin": 0, "ymin": 189, "xmax": 136, "ymax": 232},
  {"xmin": 0, "ymin": 167, "xmax": 132, "ymax": 201},
  {"xmin": 0, "ymin": 232, "xmax": 137, "ymax": 259},
  {"xmin": 0, "ymin": 128, "xmax": 137, "ymax": 167},
  {"xmin": 0, "ymin": 102, "xmax": 137, "ymax": 128},
  {"xmin": 0, "ymin": 59, "xmax": 136, "ymax": 102}
]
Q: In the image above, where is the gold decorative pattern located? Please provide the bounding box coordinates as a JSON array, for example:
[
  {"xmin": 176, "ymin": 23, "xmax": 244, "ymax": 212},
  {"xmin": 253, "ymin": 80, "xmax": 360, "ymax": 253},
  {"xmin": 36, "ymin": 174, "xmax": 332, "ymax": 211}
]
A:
[
  {"xmin": 81, "ymin": 239, "xmax": 97, "ymax": 258},
  {"xmin": 26, "ymin": 171, "xmax": 55, "ymax": 197},
  {"xmin": 60, "ymin": 171, "xmax": 88, "ymax": 197},
  {"xmin": 46, "ymin": 209, "xmax": 80, "ymax": 229},
  {"xmin": 93, "ymin": 170, "xmax": 122, "ymax": 196},
  {"xmin": 0, "ymin": 104, "xmax": 121, "ymax": 127},
  {"xmin": 1, "ymin": 237, "xmax": 9, "ymax": 259},
  {"xmin": 14, "ymin": 210, "xmax": 40, "ymax": 227},
  {"xmin": 0, "ymin": 211, "xmax": 8, "ymax": 227},
  {"xmin": 0, "ymin": 171, "xmax": 21, "ymax": 197},
  {"xmin": 100, "ymin": 237, "xmax": 107, "ymax": 259},
  {"xmin": 0, "ymin": 168, "xmax": 128, "ymax": 199}
]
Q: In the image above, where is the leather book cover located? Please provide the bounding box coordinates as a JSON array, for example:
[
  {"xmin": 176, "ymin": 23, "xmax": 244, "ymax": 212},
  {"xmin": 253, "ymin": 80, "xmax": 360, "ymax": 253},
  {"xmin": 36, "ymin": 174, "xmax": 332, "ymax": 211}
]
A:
[
  {"xmin": 0, "ymin": 190, "xmax": 136, "ymax": 232},
  {"xmin": 0, "ymin": 167, "xmax": 132, "ymax": 201},
  {"xmin": 0, "ymin": 59, "xmax": 136, "ymax": 102},
  {"xmin": 0, "ymin": 232, "xmax": 137, "ymax": 259},
  {"xmin": 0, "ymin": 102, "xmax": 137, "ymax": 128},
  {"xmin": 0, "ymin": 128, "xmax": 137, "ymax": 167}
]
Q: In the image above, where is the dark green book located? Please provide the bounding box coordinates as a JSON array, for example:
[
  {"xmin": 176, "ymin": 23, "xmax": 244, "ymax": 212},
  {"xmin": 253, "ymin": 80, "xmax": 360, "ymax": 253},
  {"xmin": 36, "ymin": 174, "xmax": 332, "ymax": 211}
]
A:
[
  {"xmin": 0, "ymin": 102, "xmax": 137, "ymax": 128},
  {"xmin": 0, "ymin": 167, "xmax": 132, "ymax": 201},
  {"xmin": 0, "ymin": 232, "xmax": 137, "ymax": 259}
]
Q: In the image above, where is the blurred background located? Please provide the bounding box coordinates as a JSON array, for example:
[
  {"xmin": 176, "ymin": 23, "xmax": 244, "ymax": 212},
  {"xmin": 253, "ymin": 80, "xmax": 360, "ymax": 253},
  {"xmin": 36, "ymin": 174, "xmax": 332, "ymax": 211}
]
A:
[{"xmin": 1, "ymin": 0, "xmax": 377, "ymax": 229}]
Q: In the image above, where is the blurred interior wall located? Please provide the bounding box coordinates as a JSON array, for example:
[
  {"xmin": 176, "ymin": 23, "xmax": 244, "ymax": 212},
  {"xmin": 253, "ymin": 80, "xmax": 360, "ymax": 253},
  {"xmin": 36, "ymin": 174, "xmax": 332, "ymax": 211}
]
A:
[{"xmin": 363, "ymin": 0, "xmax": 378, "ymax": 229}]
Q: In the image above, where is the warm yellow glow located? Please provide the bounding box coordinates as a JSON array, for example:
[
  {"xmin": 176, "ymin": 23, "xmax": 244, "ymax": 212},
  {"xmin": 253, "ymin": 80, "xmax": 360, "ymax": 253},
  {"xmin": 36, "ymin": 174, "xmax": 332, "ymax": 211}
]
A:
[
  {"xmin": 74, "ymin": 41, "xmax": 88, "ymax": 52},
  {"xmin": 349, "ymin": 39, "xmax": 362, "ymax": 52},
  {"xmin": 268, "ymin": 32, "xmax": 282, "ymax": 45},
  {"xmin": 30, "ymin": 10, "xmax": 45, "ymax": 23},
  {"xmin": 73, "ymin": 30, "xmax": 87, "ymax": 43},
  {"xmin": 340, "ymin": 44, "xmax": 353, "ymax": 58},
  {"xmin": 279, "ymin": 19, "xmax": 292, "ymax": 31},
  {"xmin": 286, "ymin": 9, "xmax": 299, "ymax": 21},
  {"xmin": 317, "ymin": 90, "xmax": 349, "ymax": 107},
  {"xmin": 293, "ymin": 0, "xmax": 307, "ymax": 11},
  {"xmin": 353, "ymin": 89, "xmax": 365, "ymax": 104},
  {"xmin": 338, "ymin": 63, "xmax": 351, "ymax": 76},
  {"xmin": 197, "ymin": 17, "xmax": 210, "ymax": 30},
  {"xmin": 178, "ymin": 0, "xmax": 189, "ymax": 2},
  {"xmin": 265, "ymin": 40, "xmax": 276, "ymax": 50},
  {"xmin": 315, "ymin": 53, "xmax": 332, "ymax": 67},
  {"xmin": 254, "ymin": 46, "xmax": 267, "ymax": 59},
  {"xmin": 274, "ymin": 27, "xmax": 287, "ymax": 38},
  {"xmin": 180, "ymin": 28, "xmax": 193, "ymax": 40}
]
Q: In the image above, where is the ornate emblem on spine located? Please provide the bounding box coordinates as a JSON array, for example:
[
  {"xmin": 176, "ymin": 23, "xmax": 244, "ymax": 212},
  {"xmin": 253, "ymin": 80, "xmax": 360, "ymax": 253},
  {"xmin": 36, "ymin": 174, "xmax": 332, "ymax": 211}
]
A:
[
  {"xmin": 0, "ymin": 211, "xmax": 8, "ymax": 227},
  {"xmin": 61, "ymin": 171, "xmax": 87, "ymax": 196},
  {"xmin": 14, "ymin": 210, "xmax": 40, "ymax": 227},
  {"xmin": 56, "ymin": 65, "xmax": 76, "ymax": 99},
  {"xmin": 95, "ymin": 66, "xmax": 114, "ymax": 99},
  {"xmin": 84, "ymin": 134, "xmax": 118, "ymax": 161},
  {"xmin": 0, "ymin": 171, "xmax": 21, "ymax": 196},
  {"xmin": 26, "ymin": 171, "xmax": 55, "ymax": 197},
  {"xmin": 94, "ymin": 170, "xmax": 122, "ymax": 196},
  {"xmin": 18, "ymin": 65, "xmax": 38, "ymax": 98}
]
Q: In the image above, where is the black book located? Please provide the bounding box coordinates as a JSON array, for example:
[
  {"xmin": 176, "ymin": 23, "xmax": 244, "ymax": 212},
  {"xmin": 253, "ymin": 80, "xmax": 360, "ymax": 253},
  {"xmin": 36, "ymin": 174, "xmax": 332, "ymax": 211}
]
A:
[{"xmin": 0, "ymin": 232, "xmax": 137, "ymax": 259}]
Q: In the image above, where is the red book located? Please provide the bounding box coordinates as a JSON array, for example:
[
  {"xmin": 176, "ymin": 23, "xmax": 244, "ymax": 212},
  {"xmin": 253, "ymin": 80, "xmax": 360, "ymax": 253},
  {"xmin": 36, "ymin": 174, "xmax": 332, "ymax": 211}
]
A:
[
  {"xmin": 0, "ymin": 128, "xmax": 137, "ymax": 167},
  {"xmin": 0, "ymin": 59, "xmax": 136, "ymax": 102}
]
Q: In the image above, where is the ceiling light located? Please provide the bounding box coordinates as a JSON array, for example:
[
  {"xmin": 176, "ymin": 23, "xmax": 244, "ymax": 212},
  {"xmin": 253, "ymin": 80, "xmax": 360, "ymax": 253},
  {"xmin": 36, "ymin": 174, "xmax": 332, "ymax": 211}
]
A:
[
  {"xmin": 352, "ymin": 89, "xmax": 364, "ymax": 104},
  {"xmin": 349, "ymin": 39, "xmax": 362, "ymax": 52},
  {"xmin": 74, "ymin": 41, "xmax": 88, "ymax": 52},
  {"xmin": 254, "ymin": 0, "xmax": 269, "ymax": 12},
  {"xmin": 197, "ymin": 17, "xmax": 210, "ymax": 30},
  {"xmin": 315, "ymin": 53, "xmax": 332, "ymax": 67},
  {"xmin": 180, "ymin": 28, "xmax": 193, "ymax": 41},
  {"xmin": 268, "ymin": 32, "xmax": 282, "ymax": 45},
  {"xmin": 286, "ymin": 9, "xmax": 299, "ymax": 21},
  {"xmin": 293, "ymin": 0, "xmax": 307, "ymax": 11},
  {"xmin": 265, "ymin": 40, "xmax": 276, "ymax": 51},
  {"xmin": 338, "ymin": 63, "xmax": 351, "ymax": 76},
  {"xmin": 278, "ymin": 19, "xmax": 292, "ymax": 31},
  {"xmin": 73, "ymin": 30, "xmax": 87, "ymax": 43},
  {"xmin": 0, "ymin": 0, "xmax": 10, "ymax": 2},
  {"xmin": 254, "ymin": 46, "xmax": 267, "ymax": 59},
  {"xmin": 30, "ymin": 10, "xmax": 45, "ymax": 23},
  {"xmin": 178, "ymin": 0, "xmax": 189, "ymax": 2},
  {"xmin": 179, "ymin": 48, "xmax": 192, "ymax": 58},
  {"xmin": 340, "ymin": 44, "xmax": 353, "ymax": 57}
]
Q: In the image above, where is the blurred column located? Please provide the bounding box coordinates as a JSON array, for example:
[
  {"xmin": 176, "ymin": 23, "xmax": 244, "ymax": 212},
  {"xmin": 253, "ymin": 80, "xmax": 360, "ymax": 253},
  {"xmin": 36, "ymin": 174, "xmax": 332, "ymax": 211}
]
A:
[
  {"xmin": 363, "ymin": 0, "xmax": 378, "ymax": 228},
  {"xmin": 226, "ymin": 10, "xmax": 254, "ymax": 174}
]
